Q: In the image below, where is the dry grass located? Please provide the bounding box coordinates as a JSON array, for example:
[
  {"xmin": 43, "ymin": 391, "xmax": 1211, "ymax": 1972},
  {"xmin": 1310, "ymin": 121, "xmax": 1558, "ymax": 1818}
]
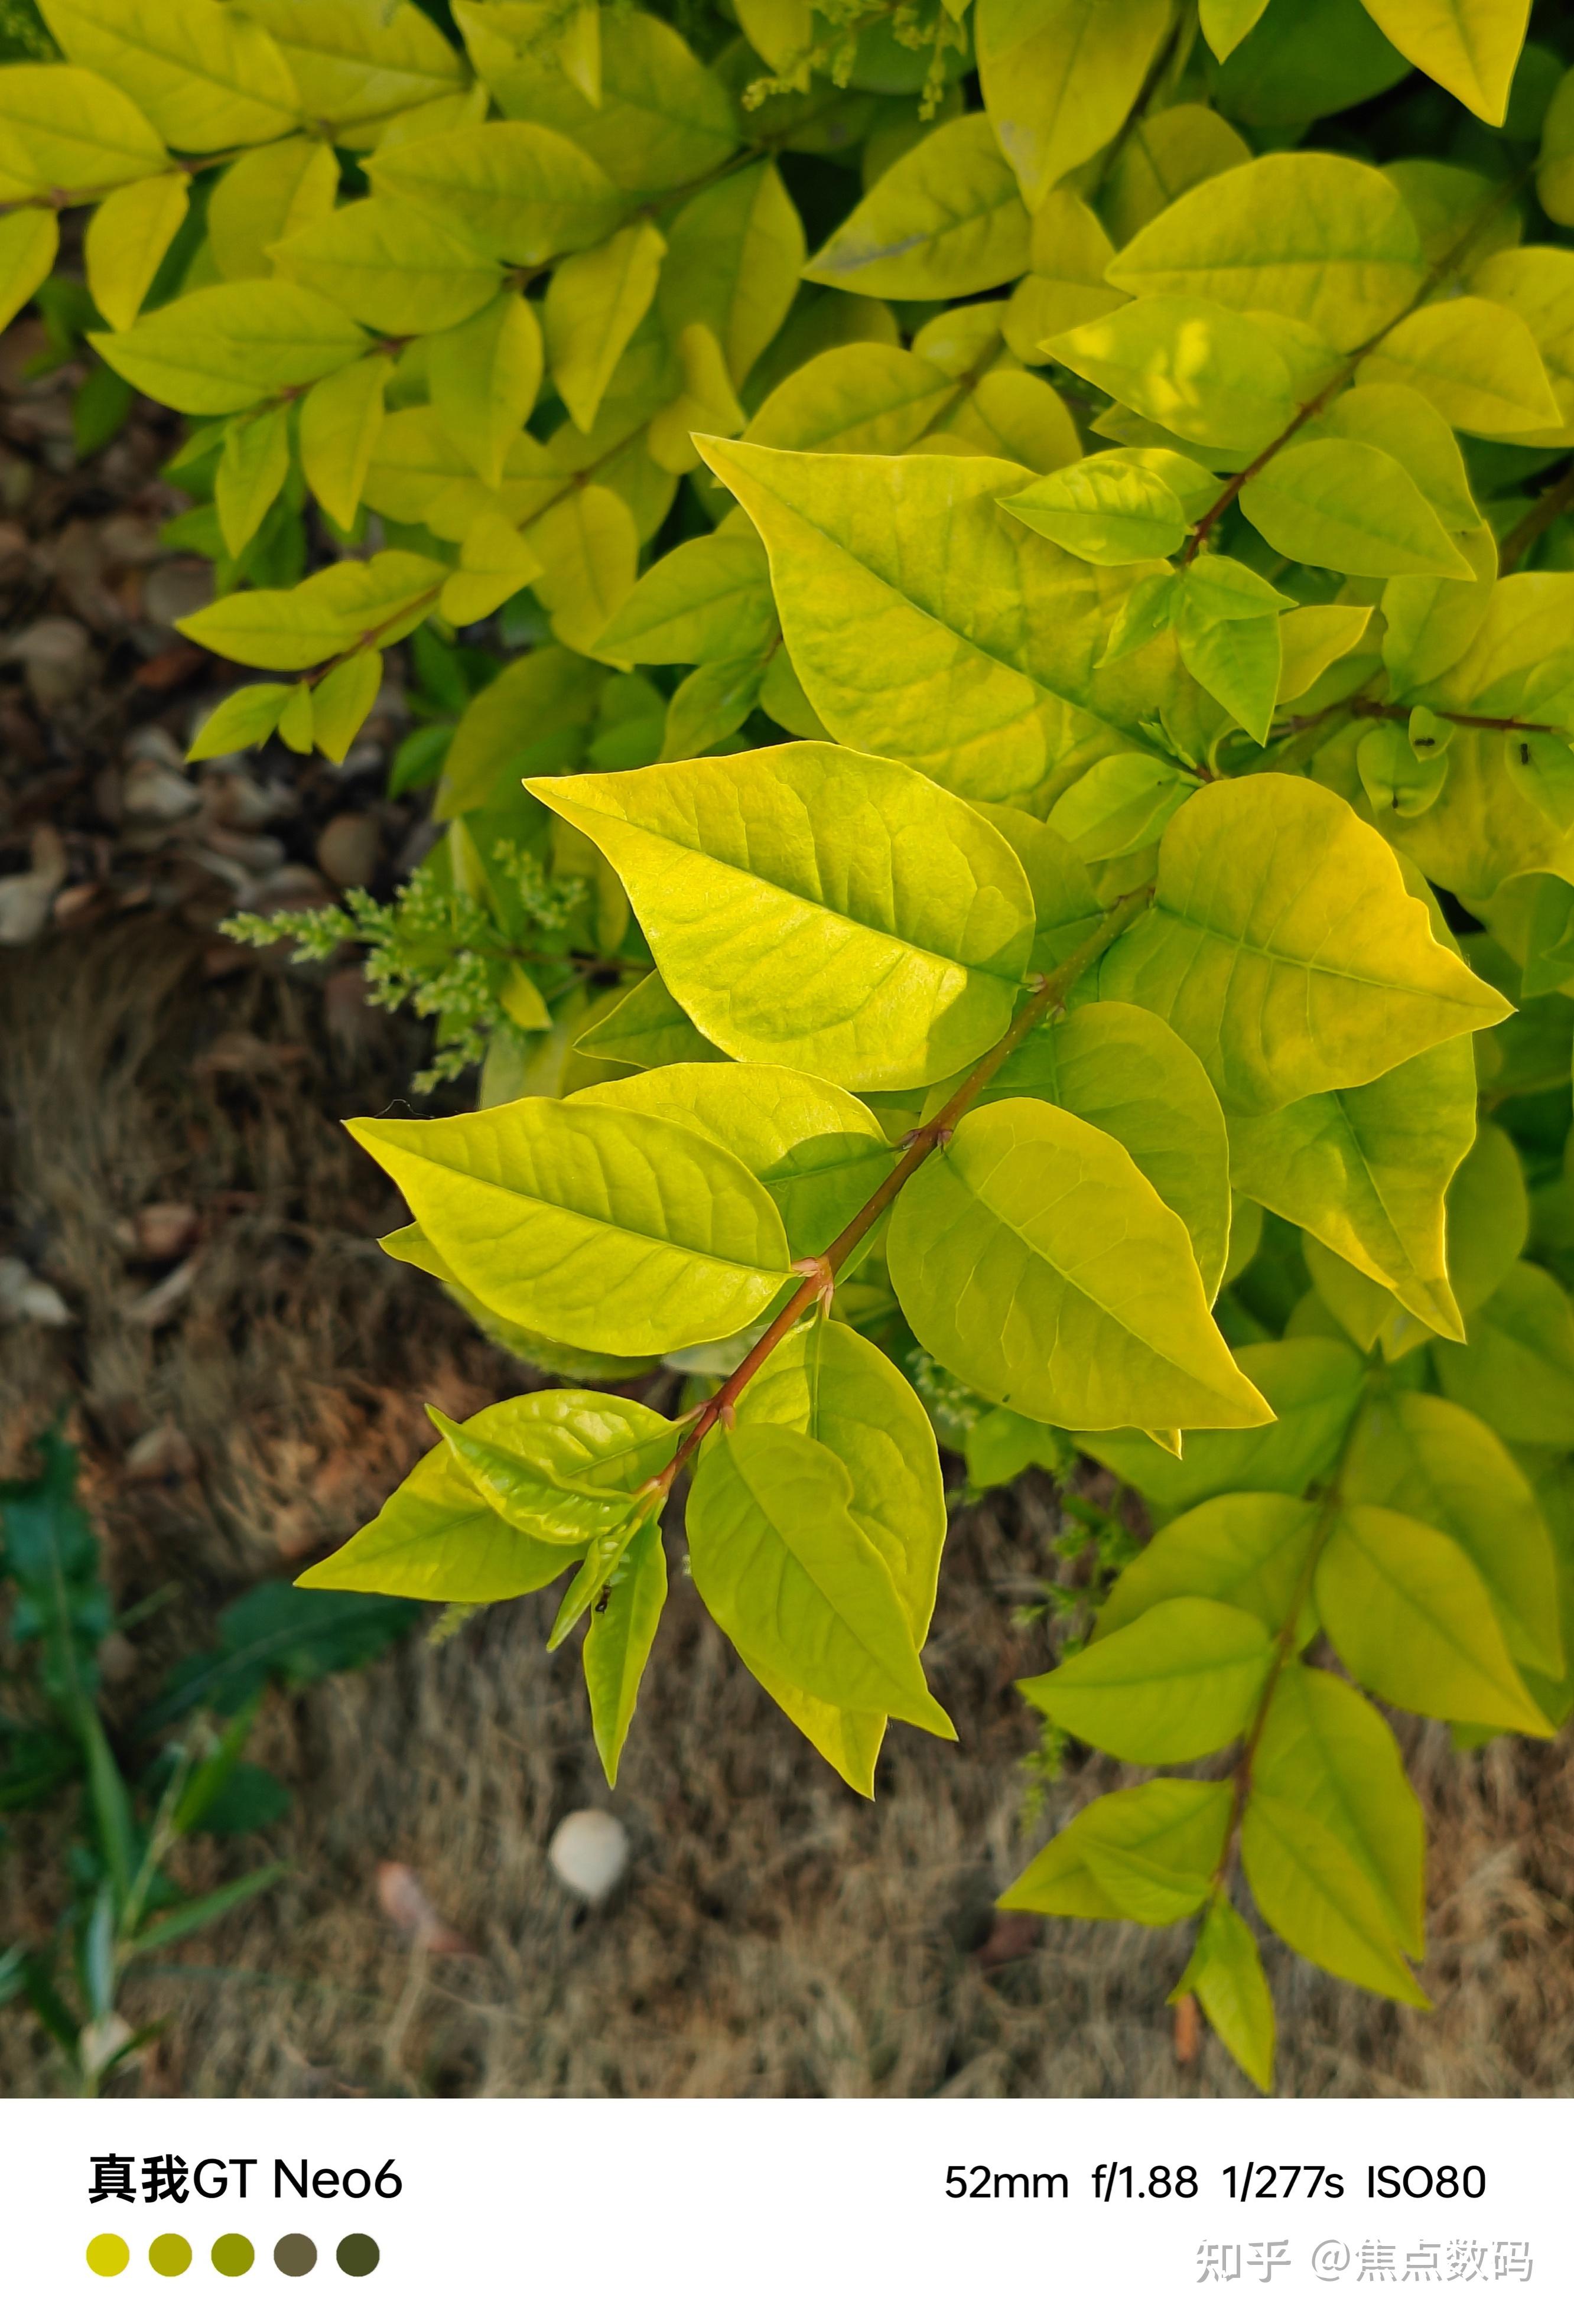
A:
[{"xmin": 2, "ymin": 923, "xmax": 1572, "ymax": 2100}]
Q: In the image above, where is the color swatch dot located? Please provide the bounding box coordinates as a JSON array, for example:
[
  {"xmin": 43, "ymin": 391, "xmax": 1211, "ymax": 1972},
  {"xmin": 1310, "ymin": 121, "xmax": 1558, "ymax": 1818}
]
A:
[
  {"xmin": 212, "ymin": 2234, "xmax": 254, "ymax": 2278},
  {"xmin": 337, "ymin": 2234, "xmax": 380, "ymax": 2278},
  {"xmin": 86, "ymin": 2235, "xmax": 129, "ymax": 2277},
  {"xmin": 274, "ymin": 2234, "xmax": 317, "ymax": 2277},
  {"xmin": 149, "ymin": 2234, "xmax": 192, "ymax": 2277}
]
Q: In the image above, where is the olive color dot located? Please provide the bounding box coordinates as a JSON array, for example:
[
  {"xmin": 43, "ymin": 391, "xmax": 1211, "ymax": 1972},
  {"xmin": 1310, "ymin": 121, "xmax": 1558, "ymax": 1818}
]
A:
[
  {"xmin": 212, "ymin": 2234, "xmax": 254, "ymax": 2278},
  {"xmin": 86, "ymin": 2235, "xmax": 129, "ymax": 2278},
  {"xmin": 149, "ymin": 2234, "xmax": 192, "ymax": 2278},
  {"xmin": 337, "ymin": 2233, "xmax": 381, "ymax": 2278},
  {"xmin": 274, "ymin": 2234, "xmax": 317, "ymax": 2277}
]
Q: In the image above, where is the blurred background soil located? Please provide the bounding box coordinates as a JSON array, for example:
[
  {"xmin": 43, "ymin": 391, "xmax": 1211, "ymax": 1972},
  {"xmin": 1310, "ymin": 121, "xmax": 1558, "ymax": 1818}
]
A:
[{"xmin": 3, "ymin": 311, "xmax": 1573, "ymax": 2103}]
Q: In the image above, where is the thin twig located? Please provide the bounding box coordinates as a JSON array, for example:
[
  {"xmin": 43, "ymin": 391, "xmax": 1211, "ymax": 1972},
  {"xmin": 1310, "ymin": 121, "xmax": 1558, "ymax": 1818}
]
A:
[{"xmin": 640, "ymin": 884, "xmax": 1155, "ymax": 1503}]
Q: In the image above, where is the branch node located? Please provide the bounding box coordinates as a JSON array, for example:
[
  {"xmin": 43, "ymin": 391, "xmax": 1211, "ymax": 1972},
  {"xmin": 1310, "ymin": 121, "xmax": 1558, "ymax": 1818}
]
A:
[{"xmin": 790, "ymin": 1252, "xmax": 835, "ymax": 1314}]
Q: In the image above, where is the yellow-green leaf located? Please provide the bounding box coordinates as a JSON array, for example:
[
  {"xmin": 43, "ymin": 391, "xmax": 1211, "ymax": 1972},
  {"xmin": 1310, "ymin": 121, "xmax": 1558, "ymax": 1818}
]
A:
[
  {"xmin": 0, "ymin": 206, "xmax": 56, "ymax": 336},
  {"xmin": 236, "ymin": 0, "xmax": 468, "ymax": 138},
  {"xmin": 428, "ymin": 289, "xmax": 542, "ymax": 487},
  {"xmin": 186, "ymin": 682, "xmax": 294, "ymax": 760},
  {"xmin": 1022, "ymin": 1597, "xmax": 1273, "ymax": 1762},
  {"xmin": 91, "ymin": 278, "xmax": 368, "ymax": 414},
  {"xmin": 1434, "ymin": 1261, "xmax": 1574, "ymax": 1449},
  {"xmin": 83, "ymin": 170, "xmax": 187, "ymax": 333},
  {"xmin": 176, "ymin": 548, "xmax": 445, "ymax": 668},
  {"xmin": 368, "ymin": 116, "xmax": 625, "ymax": 265},
  {"xmin": 215, "ymin": 401, "xmax": 290, "ymax": 558},
  {"xmin": 1104, "ymin": 105, "xmax": 1253, "ymax": 248},
  {"xmin": 440, "ymin": 508, "xmax": 543, "ymax": 627},
  {"xmin": 1228, "ymin": 1037, "xmax": 1475, "ymax": 1340},
  {"xmin": 1358, "ymin": 0, "xmax": 1530, "ymax": 125},
  {"xmin": 1345, "ymin": 1389, "xmax": 1562, "ymax": 1679},
  {"xmin": 1253, "ymin": 1662, "xmax": 1425, "ymax": 1954},
  {"xmin": 1001, "ymin": 1778, "xmax": 1233, "ymax": 1919},
  {"xmin": 1049, "ymin": 295, "xmax": 1295, "ymax": 453},
  {"xmin": 658, "ymin": 159, "xmax": 803, "ymax": 387},
  {"xmin": 528, "ymin": 481, "xmax": 638, "ymax": 656},
  {"xmin": 688, "ymin": 1422, "xmax": 955, "ymax": 1737},
  {"xmin": 0, "ymin": 61, "xmax": 165, "ymax": 197},
  {"xmin": 747, "ymin": 342, "xmax": 956, "ymax": 458},
  {"xmin": 1357, "ymin": 294, "xmax": 1562, "ymax": 437},
  {"xmin": 311, "ymin": 647, "xmax": 382, "ymax": 766},
  {"xmin": 349, "ymin": 1095, "xmax": 793, "ymax": 1356},
  {"xmin": 544, "ymin": 219, "xmax": 665, "ymax": 437},
  {"xmin": 1099, "ymin": 772, "xmax": 1510, "ymax": 1112},
  {"xmin": 273, "ymin": 191, "xmax": 500, "ymax": 334},
  {"xmin": 889, "ymin": 1097, "xmax": 1273, "ymax": 1431},
  {"xmin": 569, "ymin": 1062, "xmax": 889, "ymax": 1255},
  {"xmin": 1170, "ymin": 1893, "xmax": 1274, "ymax": 2092},
  {"xmin": 1240, "ymin": 437, "xmax": 1474, "ymax": 579},
  {"xmin": 298, "ymin": 1440, "xmax": 576, "ymax": 1604},
  {"xmin": 974, "ymin": 0, "xmax": 1169, "ymax": 213},
  {"xmin": 528, "ymin": 742, "xmax": 1035, "ymax": 1091},
  {"xmin": 988, "ymin": 1000, "xmax": 1232, "ymax": 1298},
  {"xmin": 38, "ymin": 0, "xmax": 301, "ymax": 151},
  {"xmin": 454, "ymin": 4, "xmax": 734, "ymax": 197},
  {"xmin": 1107, "ymin": 151, "xmax": 1425, "ymax": 350},
  {"xmin": 1316, "ymin": 1501, "xmax": 1553, "ymax": 1732},
  {"xmin": 1241, "ymin": 1789, "xmax": 1428, "ymax": 2006},
  {"xmin": 700, "ymin": 439, "xmax": 1196, "ymax": 806},
  {"xmin": 1097, "ymin": 1491, "xmax": 1323, "ymax": 1644},
  {"xmin": 298, "ymin": 351, "xmax": 390, "ymax": 533},
  {"xmin": 583, "ymin": 1516, "xmax": 666, "ymax": 1785},
  {"xmin": 207, "ymin": 135, "xmax": 338, "ymax": 283},
  {"xmin": 802, "ymin": 113, "xmax": 1030, "ymax": 302}
]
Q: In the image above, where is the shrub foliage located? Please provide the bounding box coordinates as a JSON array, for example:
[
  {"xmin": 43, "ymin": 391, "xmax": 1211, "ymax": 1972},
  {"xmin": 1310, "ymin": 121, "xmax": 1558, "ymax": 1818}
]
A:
[{"xmin": 9, "ymin": 0, "xmax": 1574, "ymax": 2087}]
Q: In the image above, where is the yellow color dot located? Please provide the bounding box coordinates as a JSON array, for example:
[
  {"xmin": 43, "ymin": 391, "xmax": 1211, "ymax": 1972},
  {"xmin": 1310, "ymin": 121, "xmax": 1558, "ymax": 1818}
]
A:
[
  {"xmin": 86, "ymin": 2235, "xmax": 129, "ymax": 2277},
  {"xmin": 149, "ymin": 2234, "xmax": 192, "ymax": 2277}
]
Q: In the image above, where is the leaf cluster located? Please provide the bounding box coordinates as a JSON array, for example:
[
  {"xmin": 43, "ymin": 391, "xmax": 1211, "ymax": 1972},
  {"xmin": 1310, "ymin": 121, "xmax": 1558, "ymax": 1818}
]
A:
[{"xmin": 12, "ymin": 0, "xmax": 1574, "ymax": 2089}]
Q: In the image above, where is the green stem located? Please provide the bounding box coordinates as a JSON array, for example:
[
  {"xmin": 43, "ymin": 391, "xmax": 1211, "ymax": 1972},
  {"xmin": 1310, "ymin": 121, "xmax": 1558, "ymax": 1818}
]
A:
[
  {"xmin": 642, "ymin": 883, "xmax": 1155, "ymax": 1502},
  {"xmin": 1202, "ymin": 1383, "xmax": 1374, "ymax": 1903},
  {"xmin": 1497, "ymin": 464, "xmax": 1574, "ymax": 576}
]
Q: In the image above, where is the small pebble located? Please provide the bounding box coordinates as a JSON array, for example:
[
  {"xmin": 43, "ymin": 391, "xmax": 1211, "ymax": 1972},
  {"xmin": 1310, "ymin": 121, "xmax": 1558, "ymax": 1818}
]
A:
[{"xmin": 547, "ymin": 1809, "xmax": 630, "ymax": 1903}]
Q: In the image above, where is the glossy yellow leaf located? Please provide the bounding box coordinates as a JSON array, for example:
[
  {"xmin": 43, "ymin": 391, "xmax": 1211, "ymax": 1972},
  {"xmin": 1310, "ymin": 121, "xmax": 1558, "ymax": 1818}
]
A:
[
  {"xmin": 310, "ymin": 647, "xmax": 382, "ymax": 766},
  {"xmin": 646, "ymin": 320, "xmax": 743, "ymax": 474},
  {"xmin": 1100, "ymin": 773, "xmax": 1510, "ymax": 1113},
  {"xmin": 207, "ymin": 136, "xmax": 338, "ymax": 284},
  {"xmin": 747, "ymin": 343, "xmax": 955, "ymax": 457},
  {"xmin": 1275, "ymin": 603, "xmax": 1374, "ymax": 704},
  {"xmin": 889, "ymin": 1098, "xmax": 1273, "ymax": 1431},
  {"xmin": 350, "ymin": 1095, "xmax": 793, "ymax": 1356},
  {"xmin": 802, "ymin": 113, "xmax": 1030, "ymax": 301},
  {"xmin": 701, "ymin": 438, "xmax": 1195, "ymax": 806},
  {"xmin": 1468, "ymin": 246, "xmax": 1574, "ymax": 448},
  {"xmin": 688, "ymin": 1423, "xmax": 955, "ymax": 1737},
  {"xmin": 1242, "ymin": 1789, "xmax": 1428, "ymax": 2006},
  {"xmin": 530, "ymin": 741, "xmax": 1035, "ymax": 1089},
  {"xmin": 1001, "ymin": 1779, "xmax": 1234, "ymax": 1921},
  {"xmin": 38, "ymin": 0, "xmax": 301, "ymax": 151},
  {"xmin": 922, "ymin": 367, "xmax": 1082, "ymax": 474},
  {"xmin": 1023, "ymin": 1597, "xmax": 1273, "ymax": 1760}
]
